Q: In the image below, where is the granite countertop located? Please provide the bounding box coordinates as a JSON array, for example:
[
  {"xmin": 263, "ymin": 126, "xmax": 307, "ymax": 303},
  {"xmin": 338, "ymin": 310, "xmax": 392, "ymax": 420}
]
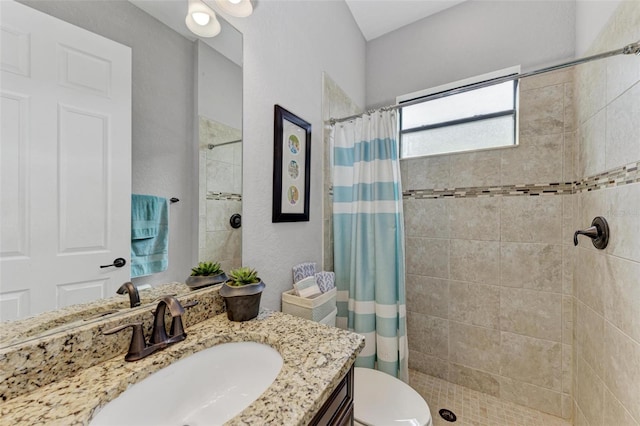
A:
[
  {"xmin": 1, "ymin": 309, "xmax": 365, "ymax": 425},
  {"xmin": 0, "ymin": 282, "xmax": 191, "ymax": 347}
]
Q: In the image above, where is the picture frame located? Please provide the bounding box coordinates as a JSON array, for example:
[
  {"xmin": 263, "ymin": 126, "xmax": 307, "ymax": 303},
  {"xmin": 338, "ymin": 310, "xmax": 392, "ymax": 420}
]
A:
[{"xmin": 272, "ymin": 105, "xmax": 311, "ymax": 222}]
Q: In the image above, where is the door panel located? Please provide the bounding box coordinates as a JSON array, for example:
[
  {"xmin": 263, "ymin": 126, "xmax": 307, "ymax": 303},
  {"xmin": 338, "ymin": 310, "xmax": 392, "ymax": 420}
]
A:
[{"xmin": 0, "ymin": 1, "xmax": 132, "ymax": 321}]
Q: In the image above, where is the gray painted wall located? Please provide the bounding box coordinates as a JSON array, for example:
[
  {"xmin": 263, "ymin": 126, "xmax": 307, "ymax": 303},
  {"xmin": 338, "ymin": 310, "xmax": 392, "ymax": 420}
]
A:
[
  {"xmin": 365, "ymin": 0, "xmax": 576, "ymax": 108},
  {"xmin": 19, "ymin": 0, "xmax": 197, "ymax": 287},
  {"xmin": 223, "ymin": 0, "xmax": 366, "ymax": 310}
]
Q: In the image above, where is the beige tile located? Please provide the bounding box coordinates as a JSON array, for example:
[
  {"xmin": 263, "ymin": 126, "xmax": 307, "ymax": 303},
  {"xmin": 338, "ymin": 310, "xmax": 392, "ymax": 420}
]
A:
[
  {"xmin": 520, "ymin": 68, "xmax": 574, "ymax": 91},
  {"xmin": 501, "ymin": 133, "xmax": 563, "ymax": 185},
  {"xmin": 449, "ymin": 321, "xmax": 500, "ymax": 374},
  {"xmin": 449, "ymin": 281, "xmax": 499, "ymax": 329},
  {"xmin": 449, "ymin": 198, "xmax": 500, "ymax": 241},
  {"xmin": 404, "ymin": 156, "xmax": 450, "ymax": 190},
  {"xmin": 562, "ymin": 245, "xmax": 574, "ymax": 295},
  {"xmin": 606, "ymin": 83, "xmax": 640, "ymax": 171},
  {"xmin": 499, "ymin": 376, "xmax": 563, "ymax": 418},
  {"xmin": 450, "ymin": 239, "xmax": 500, "ymax": 286},
  {"xmin": 449, "ymin": 150, "xmax": 501, "ymax": 188},
  {"xmin": 603, "ymin": 255, "xmax": 640, "ymax": 343},
  {"xmin": 409, "ymin": 369, "xmax": 571, "ymax": 426},
  {"xmin": 519, "ymin": 84, "xmax": 565, "ymax": 137},
  {"xmin": 500, "ymin": 287, "xmax": 562, "ymax": 342},
  {"xmin": 577, "ymin": 109, "xmax": 606, "ymax": 178},
  {"xmin": 565, "ymin": 80, "xmax": 577, "ymax": 133},
  {"xmin": 562, "ymin": 343, "xmax": 572, "ymax": 395},
  {"xmin": 408, "ymin": 350, "xmax": 448, "ymax": 381},
  {"xmin": 561, "ymin": 393, "xmax": 572, "ymax": 420},
  {"xmin": 400, "ymin": 160, "xmax": 408, "ymax": 189},
  {"xmin": 404, "ymin": 198, "xmax": 449, "ymax": 238},
  {"xmin": 603, "ymin": 387, "xmax": 640, "ymax": 426},
  {"xmin": 406, "ymin": 274, "xmax": 449, "ymax": 319},
  {"xmin": 500, "ymin": 331, "xmax": 562, "ymax": 391},
  {"xmin": 575, "ymin": 248, "xmax": 606, "ymax": 314},
  {"xmin": 575, "ymin": 403, "xmax": 589, "ymax": 426},
  {"xmin": 405, "ymin": 237, "xmax": 449, "ymax": 278},
  {"xmin": 500, "ymin": 196, "xmax": 563, "ymax": 244},
  {"xmin": 449, "ymin": 363, "xmax": 500, "ymax": 397},
  {"xmin": 562, "ymin": 296, "xmax": 574, "ymax": 345},
  {"xmin": 575, "ymin": 355, "xmax": 604, "ymax": 426},
  {"xmin": 575, "ymin": 59, "xmax": 607, "ymax": 126},
  {"xmin": 603, "ymin": 321, "xmax": 640, "ymax": 422},
  {"xmin": 406, "ymin": 312, "xmax": 449, "ymax": 359},
  {"xmin": 500, "ymin": 242, "xmax": 562, "ymax": 292},
  {"xmin": 606, "ymin": 47, "xmax": 640, "ymax": 105},
  {"xmin": 563, "ymin": 131, "xmax": 577, "ymax": 183},
  {"xmin": 607, "ymin": 183, "xmax": 640, "ymax": 263},
  {"xmin": 576, "ymin": 300, "xmax": 605, "ymax": 379}
]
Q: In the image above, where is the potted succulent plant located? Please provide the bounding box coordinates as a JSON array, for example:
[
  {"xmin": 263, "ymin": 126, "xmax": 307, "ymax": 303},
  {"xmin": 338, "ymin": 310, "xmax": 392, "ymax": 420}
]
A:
[
  {"xmin": 185, "ymin": 261, "xmax": 228, "ymax": 289},
  {"xmin": 219, "ymin": 266, "xmax": 265, "ymax": 322}
]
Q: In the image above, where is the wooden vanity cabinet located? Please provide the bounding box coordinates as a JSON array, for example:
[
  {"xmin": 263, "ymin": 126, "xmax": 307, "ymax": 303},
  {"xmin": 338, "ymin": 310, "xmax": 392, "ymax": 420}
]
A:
[{"xmin": 309, "ymin": 366, "xmax": 354, "ymax": 426}]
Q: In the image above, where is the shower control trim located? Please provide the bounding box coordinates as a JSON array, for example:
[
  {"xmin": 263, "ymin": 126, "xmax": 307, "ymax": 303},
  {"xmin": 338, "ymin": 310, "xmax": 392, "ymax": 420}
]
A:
[{"xmin": 574, "ymin": 216, "xmax": 609, "ymax": 250}]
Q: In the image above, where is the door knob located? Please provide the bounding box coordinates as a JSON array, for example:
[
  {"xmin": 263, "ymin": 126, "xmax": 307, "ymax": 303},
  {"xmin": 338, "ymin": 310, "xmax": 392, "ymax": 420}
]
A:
[{"xmin": 100, "ymin": 257, "xmax": 127, "ymax": 268}]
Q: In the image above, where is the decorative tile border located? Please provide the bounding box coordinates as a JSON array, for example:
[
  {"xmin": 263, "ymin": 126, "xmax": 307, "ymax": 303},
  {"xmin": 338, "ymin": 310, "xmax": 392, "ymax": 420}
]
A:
[
  {"xmin": 207, "ymin": 191, "xmax": 242, "ymax": 201},
  {"xmin": 403, "ymin": 161, "xmax": 640, "ymax": 200},
  {"xmin": 575, "ymin": 161, "xmax": 640, "ymax": 193},
  {"xmin": 403, "ymin": 182, "xmax": 574, "ymax": 199}
]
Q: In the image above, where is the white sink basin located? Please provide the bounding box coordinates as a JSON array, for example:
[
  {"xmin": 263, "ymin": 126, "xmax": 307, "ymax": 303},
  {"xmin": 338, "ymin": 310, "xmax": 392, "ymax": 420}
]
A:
[{"xmin": 90, "ymin": 342, "xmax": 283, "ymax": 426}]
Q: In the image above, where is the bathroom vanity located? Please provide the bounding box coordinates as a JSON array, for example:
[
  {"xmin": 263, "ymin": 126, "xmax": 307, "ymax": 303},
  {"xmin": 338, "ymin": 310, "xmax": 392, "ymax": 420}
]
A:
[{"xmin": 0, "ymin": 285, "xmax": 364, "ymax": 425}]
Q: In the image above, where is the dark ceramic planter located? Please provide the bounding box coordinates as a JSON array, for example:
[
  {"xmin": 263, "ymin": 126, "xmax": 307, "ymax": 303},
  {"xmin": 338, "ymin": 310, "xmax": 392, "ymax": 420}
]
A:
[
  {"xmin": 185, "ymin": 272, "xmax": 228, "ymax": 289},
  {"xmin": 219, "ymin": 280, "xmax": 265, "ymax": 322}
]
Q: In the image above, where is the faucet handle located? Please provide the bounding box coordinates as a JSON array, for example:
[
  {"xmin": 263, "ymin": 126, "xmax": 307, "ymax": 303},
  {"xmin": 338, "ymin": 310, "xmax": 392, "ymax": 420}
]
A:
[
  {"xmin": 103, "ymin": 322, "xmax": 149, "ymax": 362},
  {"xmin": 169, "ymin": 300, "xmax": 198, "ymax": 341}
]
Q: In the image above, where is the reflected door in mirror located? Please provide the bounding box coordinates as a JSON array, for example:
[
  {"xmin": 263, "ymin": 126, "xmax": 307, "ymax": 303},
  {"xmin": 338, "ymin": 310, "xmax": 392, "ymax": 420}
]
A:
[{"xmin": 0, "ymin": 1, "xmax": 132, "ymax": 321}]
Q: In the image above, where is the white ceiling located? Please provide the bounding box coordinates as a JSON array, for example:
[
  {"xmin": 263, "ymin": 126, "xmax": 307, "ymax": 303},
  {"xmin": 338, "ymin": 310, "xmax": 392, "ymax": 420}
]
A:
[{"xmin": 345, "ymin": 0, "xmax": 467, "ymax": 41}]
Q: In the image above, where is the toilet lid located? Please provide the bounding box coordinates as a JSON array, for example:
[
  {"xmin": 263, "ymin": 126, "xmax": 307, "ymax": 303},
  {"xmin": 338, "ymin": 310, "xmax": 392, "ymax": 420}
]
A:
[{"xmin": 354, "ymin": 367, "xmax": 432, "ymax": 426}]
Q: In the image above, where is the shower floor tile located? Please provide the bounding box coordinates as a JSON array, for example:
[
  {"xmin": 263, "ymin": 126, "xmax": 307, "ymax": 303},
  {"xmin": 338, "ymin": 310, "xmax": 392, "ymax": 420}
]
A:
[{"xmin": 409, "ymin": 369, "xmax": 571, "ymax": 426}]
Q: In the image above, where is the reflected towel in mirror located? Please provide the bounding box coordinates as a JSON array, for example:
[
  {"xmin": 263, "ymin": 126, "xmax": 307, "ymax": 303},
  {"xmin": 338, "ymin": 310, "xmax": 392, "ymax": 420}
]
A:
[{"xmin": 131, "ymin": 194, "xmax": 169, "ymax": 278}]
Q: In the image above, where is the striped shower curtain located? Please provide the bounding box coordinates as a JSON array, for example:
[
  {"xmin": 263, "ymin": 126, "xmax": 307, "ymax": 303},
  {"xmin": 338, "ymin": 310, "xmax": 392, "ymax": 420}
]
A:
[{"xmin": 331, "ymin": 109, "xmax": 408, "ymax": 382}]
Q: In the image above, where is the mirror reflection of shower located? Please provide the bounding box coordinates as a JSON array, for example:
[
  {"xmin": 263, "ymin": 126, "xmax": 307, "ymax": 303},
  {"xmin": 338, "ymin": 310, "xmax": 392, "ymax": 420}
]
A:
[
  {"xmin": 207, "ymin": 139, "xmax": 242, "ymax": 150},
  {"xmin": 196, "ymin": 38, "xmax": 243, "ymax": 272},
  {"xmin": 198, "ymin": 116, "xmax": 242, "ymax": 271}
]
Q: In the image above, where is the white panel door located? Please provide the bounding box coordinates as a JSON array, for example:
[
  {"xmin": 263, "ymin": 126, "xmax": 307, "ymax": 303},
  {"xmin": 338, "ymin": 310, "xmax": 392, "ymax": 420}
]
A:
[{"xmin": 0, "ymin": 1, "xmax": 132, "ymax": 320}]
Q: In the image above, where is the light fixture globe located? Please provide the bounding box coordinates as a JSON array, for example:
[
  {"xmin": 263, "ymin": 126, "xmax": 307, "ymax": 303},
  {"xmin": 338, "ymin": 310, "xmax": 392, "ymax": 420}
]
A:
[
  {"xmin": 186, "ymin": 0, "xmax": 221, "ymax": 37},
  {"xmin": 214, "ymin": 0, "xmax": 253, "ymax": 18}
]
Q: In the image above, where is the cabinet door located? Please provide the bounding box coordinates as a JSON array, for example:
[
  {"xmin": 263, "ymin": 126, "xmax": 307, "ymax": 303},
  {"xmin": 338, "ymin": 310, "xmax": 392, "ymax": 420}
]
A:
[{"xmin": 309, "ymin": 367, "xmax": 354, "ymax": 426}]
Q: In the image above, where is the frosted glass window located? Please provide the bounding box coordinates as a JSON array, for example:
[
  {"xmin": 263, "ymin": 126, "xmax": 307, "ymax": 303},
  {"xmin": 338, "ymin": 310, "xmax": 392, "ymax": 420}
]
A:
[
  {"xmin": 400, "ymin": 72, "xmax": 518, "ymax": 159},
  {"xmin": 401, "ymin": 115, "xmax": 515, "ymax": 158}
]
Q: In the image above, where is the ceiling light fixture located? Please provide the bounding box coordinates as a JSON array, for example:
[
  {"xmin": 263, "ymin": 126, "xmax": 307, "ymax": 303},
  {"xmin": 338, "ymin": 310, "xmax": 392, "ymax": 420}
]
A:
[
  {"xmin": 214, "ymin": 0, "xmax": 253, "ymax": 18},
  {"xmin": 185, "ymin": 0, "xmax": 221, "ymax": 38}
]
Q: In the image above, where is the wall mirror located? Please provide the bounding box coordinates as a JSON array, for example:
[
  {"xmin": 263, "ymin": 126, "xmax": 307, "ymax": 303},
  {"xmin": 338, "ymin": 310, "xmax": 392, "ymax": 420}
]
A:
[{"xmin": 0, "ymin": 0, "xmax": 242, "ymax": 348}]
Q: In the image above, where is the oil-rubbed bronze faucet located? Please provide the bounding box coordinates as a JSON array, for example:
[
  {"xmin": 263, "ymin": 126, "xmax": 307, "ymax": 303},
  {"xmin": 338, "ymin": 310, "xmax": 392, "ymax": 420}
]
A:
[
  {"xmin": 103, "ymin": 296, "xmax": 198, "ymax": 362},
  {"xmin": 116, "ymin": 281, "xmax": 141, "ymax": 308}
]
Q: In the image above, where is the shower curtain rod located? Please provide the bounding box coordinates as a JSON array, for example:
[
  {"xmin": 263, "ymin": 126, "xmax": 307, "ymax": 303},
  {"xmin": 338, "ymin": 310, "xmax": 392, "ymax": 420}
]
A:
[
  {"xmin": 207, "ymin": 139, "xmax": 242, "ymax": 149},
  {"xmin": 329, "ymin": 40, "xmax": 640, "ymax": 125}
]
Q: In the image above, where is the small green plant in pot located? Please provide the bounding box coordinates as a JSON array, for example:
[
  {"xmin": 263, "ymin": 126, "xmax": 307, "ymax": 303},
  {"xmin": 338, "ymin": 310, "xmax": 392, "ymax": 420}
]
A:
[
  {"xmin": 185, "ymin": 261, "xmax": 227, "ymax": 289},
  {"xmin": 219, "ymin": 266, "xmax": 265, "ymax": 322}
]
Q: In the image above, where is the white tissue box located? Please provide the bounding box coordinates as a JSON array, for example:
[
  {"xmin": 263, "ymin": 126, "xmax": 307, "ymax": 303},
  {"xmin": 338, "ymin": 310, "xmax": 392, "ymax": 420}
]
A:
[{"xmin": 282, "ymin": 287, "xmax": 337, "ymax": 322}]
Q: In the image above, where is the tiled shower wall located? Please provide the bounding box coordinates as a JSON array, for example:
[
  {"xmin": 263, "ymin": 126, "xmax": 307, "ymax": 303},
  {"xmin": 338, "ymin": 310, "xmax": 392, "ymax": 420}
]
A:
[
  {"xmin": 402, "ymin": 68, "xmax": 576, "ymax": 419},
  {"xmin": 198, "ymin": 116, "xmax": 242, "ymax": 271},
  {"xmin": 572, "ymin": 2, "xmax": 640, "ymax": 425}
]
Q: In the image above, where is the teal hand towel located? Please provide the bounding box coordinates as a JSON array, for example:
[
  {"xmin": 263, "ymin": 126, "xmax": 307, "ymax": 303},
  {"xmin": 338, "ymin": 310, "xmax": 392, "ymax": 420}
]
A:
[{"xmin": 131, "ymin": 194, "xmax": 169, "ymax": 278}]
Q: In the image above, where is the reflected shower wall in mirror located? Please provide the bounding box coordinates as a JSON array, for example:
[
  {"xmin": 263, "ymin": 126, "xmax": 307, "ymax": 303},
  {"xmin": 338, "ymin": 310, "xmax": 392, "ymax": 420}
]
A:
[
  {"xmin": 0, "ymin": 0, "xmax": 242, "ymax": 346},
  {"xmin": 197, "ymin": 42, "xmax": 242, "ymax": 271}
]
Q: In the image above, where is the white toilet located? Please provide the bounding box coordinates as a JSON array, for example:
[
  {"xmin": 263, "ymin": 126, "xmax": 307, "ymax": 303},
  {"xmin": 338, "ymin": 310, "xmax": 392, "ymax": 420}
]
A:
[{"xmin": 354, "ymin": 367, "xmax": 433, "ymax": 426}]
